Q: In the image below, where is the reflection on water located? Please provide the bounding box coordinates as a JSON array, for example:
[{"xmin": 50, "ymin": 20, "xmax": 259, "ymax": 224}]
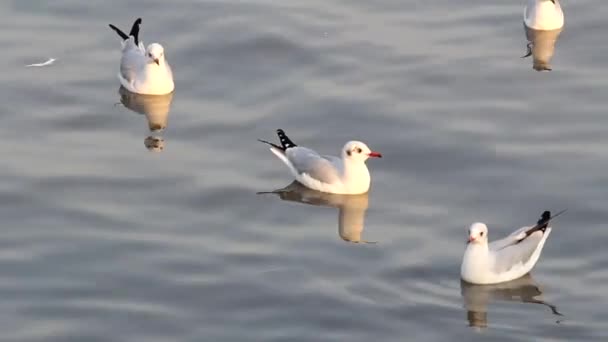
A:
[
  {"xmin": 522, "ymin": 26, "xmax": 563, "ymax": 71},
  {"xmin": 143, "ymin": 135, "xmax": 165, "ymax": 152},
  {"xmin": 118, "ymin": 86, "xmax": 173, "ymax": 152},
  {"xmin": 461, "ymin": 274, "xmax": 563, "ymax": 329},
  {"xmin": 258, "ymin": 181, "xmax": 375, "ymax": 243}
]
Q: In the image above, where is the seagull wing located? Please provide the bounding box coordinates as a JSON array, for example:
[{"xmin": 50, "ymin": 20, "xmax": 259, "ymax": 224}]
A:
[
  {"xmin": 491, "ymin": 229, "xmax": 547, "ymax": 274},
  {"xmin": 489, "ymin": 226, "xmax": 528, "ymax": 251},
  {"xmin": 286, "ymin": 147, "xmax": 342, "ymax": 185},
  {"xmin": 118, "ymin": 37, "xmax": 146, "ymax": 87}
]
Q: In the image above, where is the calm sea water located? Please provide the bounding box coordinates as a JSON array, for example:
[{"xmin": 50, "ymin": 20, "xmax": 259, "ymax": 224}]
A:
[{"xmin": 1, "ymin": 0, "xmax": 607, "ymax": 341}]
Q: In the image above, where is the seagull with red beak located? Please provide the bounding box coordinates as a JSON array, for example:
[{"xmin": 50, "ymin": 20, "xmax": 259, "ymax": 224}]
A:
[
  {"xmin": 461, "ymin": 210, "xmax": 564, "ymax": 285},
  {"xmin": 258, "ymin": 129, "xmax": 382, "ymax": 194},
  {"xmin": 109, "ymin": 18, "xmax": 174, "ymax": 95}
]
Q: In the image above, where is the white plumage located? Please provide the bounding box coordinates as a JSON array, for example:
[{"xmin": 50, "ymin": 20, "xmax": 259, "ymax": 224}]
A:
[
  {"xmin": 524, "ymin": 0, "xmax": 564, "ymax": 31},
  {"xmin": 461, "ymin": 211, "xmax": 560, "ymax": 285},
  {"xmin": 258, "ymin": 129, "xmax": 382, "ymax": 195},
  {"xmin": 109, "ymin": 18, "xmax": 174, "ymax": 95}
]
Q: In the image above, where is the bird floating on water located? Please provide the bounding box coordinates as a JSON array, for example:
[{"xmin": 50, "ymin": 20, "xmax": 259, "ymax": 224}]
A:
[
  {"xmin": 258, "ymin": 129, "xmax": 382, "ymax": 195},
  {"xmin": 461, "ymin": 210, "xmax": 565, "ymax": 285},
  {"xmin": 109, "ymin": 18, "xmax": 174, "ymax": 95}
]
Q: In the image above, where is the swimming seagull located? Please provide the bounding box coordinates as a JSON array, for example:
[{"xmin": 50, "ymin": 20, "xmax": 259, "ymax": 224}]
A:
[
  {"xmin": 258, "ymin": 129, "xmax": 382, "ymax": 195},
  {"xmin": 461, "ymin": 210, "xmax": 565, "ymax": 285},
  {"xmin": 524, "ymin": 0, "xmax": 564, "ymax": 31},
  {"xmin": 108, "ymin": 18, "xmax": 174, "ymax": 95}
]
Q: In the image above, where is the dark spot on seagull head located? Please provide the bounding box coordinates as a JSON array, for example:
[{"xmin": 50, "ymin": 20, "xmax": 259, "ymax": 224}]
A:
[
  {"xmin": 468, "ymin": 222, "xmax": 488, "ymax": 244},
  {"xmin": 342, "ymin": 141, "xmax": 381, "ymax": 161},
  {"xmin": 146, "ymin": 43, "xmax": 165, "ymax": 66}
]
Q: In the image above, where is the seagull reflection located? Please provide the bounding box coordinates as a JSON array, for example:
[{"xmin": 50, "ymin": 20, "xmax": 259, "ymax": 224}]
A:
[
  {"xmin": 521, "ymin": 27, "xmax": 563, "ymax": 71},
  {"xmin": 118, "ymin": 86, "xmax": 173, "ymax": 152},
  {"xmin": 258, "ymin": 181, "xmax": 375, "ymax": 243},
  {"xmin": 461, "ymin": 274, "xmax": 562, "ymax": 329},
  {"xmin": 522, "ymin": 0, "xmax": 564, "ymax": 71}
]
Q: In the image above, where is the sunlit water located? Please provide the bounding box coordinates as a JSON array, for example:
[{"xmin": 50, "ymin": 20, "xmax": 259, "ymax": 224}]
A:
[{"xmin": 1, "ymin": 1, "xmax": 607, "ymax": 341}]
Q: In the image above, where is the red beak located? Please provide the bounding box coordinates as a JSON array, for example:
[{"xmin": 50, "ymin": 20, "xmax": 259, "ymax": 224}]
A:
[
  {"xmin": 468, "ymin": 236, "xmax": 475, "ymax": 243},
  {"xmin": 368, "ymin": 151, "xmax": 382, "ymax": 158}
]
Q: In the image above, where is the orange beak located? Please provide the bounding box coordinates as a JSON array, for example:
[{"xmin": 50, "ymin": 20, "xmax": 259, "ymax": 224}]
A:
[{"xmin": 368, "ymin": 151, "xmax": 382, "ymax": 158}]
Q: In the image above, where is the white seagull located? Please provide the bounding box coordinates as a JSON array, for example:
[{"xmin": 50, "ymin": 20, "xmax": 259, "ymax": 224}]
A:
[
  {"xmin": 258, "ymin": 129, "xmax": 382, "ymax": 195},
  {"xmin": 109, "ymin": 18, "xmax": 174, "ymax": 95},
  {"xmin": 524, "ymin": 0, "xmax": 564, "ymax": 31},
  {"xmin": 461, "ymin": 210, "xmax": 565, "ymax": 285}
]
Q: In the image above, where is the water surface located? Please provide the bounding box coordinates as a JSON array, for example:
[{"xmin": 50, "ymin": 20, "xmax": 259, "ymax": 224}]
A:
[{"xmin": 1, "ymin": 0, "xmax": 607, "ymax": 341}]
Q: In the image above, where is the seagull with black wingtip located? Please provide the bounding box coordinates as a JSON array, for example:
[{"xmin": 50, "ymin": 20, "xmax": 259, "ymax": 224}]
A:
[
  {"xmin": 258, "ymin": 129, "xmax": 382, "ymax": 195},
  {"xmin": 461, "ymin": 210, "xmax": 566, "ymax": 285},
  {"xmin": 109, "ymin": 18, "xmax": 174, "ymax": 95}
]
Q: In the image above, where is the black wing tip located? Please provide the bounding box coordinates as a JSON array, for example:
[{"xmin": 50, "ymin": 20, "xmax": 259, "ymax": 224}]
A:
[
  {"xmin": 539, "ymin": 211, "xmax": 551, "ymax": 222},
  {"xmin": 534, "ymin": 210, "xmax": 552, "ymax": 231},
  {"xmin": 522, "ymin": 209, "xmax": 566, "ymax": 240},
  {"xmin": 129, "ymin": 18, "xmax": 143, "ymax": 46},
  {"xmin": 108, "ymin": 24, "xmax": 129, "ymax": 40},
  {"xmin": 276, "ymin": 128, "xmax": 297, "ymax": 149}
]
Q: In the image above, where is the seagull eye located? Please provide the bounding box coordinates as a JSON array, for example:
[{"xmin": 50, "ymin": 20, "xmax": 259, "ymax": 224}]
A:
[
  {"xmin": 355, "ymin": 147, "xmax": 362, "ymax": 153},
  {"xmin": 480, "ymin": 232, "xmax": 484, "ymax": 236},
  {"xmin": 148, "ymin": 53, "xmax": 152, "ymax": 58}
]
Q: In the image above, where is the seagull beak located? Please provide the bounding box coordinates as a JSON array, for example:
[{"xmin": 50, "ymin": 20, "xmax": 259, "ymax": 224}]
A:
[
  {"xmin": 153, "ymin": 58, "xmax": 160, "ymax": 66},
  {"xmin": 368, "ymin": 151, "xmax": 382, "ymax": 158},
  {"xmin": 468, "ymin": 236, "xmax": 476, "ymax": 243}
]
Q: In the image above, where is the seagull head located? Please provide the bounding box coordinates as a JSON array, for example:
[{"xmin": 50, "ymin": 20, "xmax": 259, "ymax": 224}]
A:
[
  {"xmin": 342, "ymin": 141, "xmax": 382, "ymax": 162},
  {"xmin": 468, "ymin": 222, "xmax": 488, "ymax": 244},
  {"xmin": 146, "ymin": 43, "xmax": 165, "ymax": 66}
]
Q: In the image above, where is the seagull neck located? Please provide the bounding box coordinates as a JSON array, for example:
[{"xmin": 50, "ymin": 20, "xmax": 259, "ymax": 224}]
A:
[
  {"xmin": 464, "ymin": 242, "xmax": 489, "ymax": 257},
  {"xmin": 340, "ymin": 158, "xmax": 371, "ymax": 192}
]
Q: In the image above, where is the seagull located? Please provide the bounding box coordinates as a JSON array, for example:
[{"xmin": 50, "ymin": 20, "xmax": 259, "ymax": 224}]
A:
[
  {"xmin": 258, "ymin": 129, "xmax": 382, "ymax": 195},
  {"xmin": 108, "ymin": 18, "xmax": 174, "ymax": 95},
  {"xmin": 461, "ymin": 210, "xmax": 565, "ymax": 285},
  {"xmin": 524, "ymin": 0, "xmax": 564, "ymax": 31}
]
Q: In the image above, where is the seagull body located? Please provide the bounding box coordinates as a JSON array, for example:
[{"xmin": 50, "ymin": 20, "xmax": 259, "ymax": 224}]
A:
[
  {"xmin": 109, "ymin": 18, "xmax": 174, "ymax": 95},
  {"xmin": 461, "ymin": 211, "xmax": 559, "ymax": 285},
  {"xmin": 524, "ymin": 0, "xmax": 564, "ymax": 31},
  {"xmin": 258, "ymin": 129, "xmax": 382, "ymax": 195}
]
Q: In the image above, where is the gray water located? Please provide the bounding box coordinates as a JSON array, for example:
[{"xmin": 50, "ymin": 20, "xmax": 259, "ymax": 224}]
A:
[{"xmin": 1, "ymin": 0, "xmax": 607, "ymax": 341}]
